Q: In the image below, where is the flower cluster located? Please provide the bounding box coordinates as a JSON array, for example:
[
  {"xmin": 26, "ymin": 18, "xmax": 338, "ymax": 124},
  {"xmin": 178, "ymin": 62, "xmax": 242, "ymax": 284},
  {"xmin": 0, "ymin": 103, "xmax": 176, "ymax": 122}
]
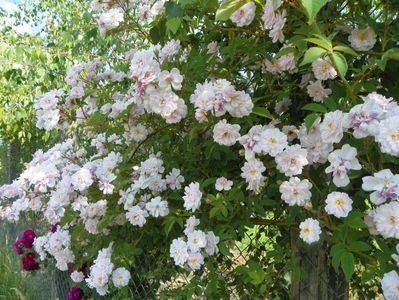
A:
[
  {"xmin": 262, "ymin": 0, "xmax": 286, "ymax": 43},
  {"xmin": 85, "ymin": 244, "xmax": 131, "ymax": 295},
  {"xmin": 190, "ymin": 79, "xmax": 253, "ymax": 122},
  {"xmin": 170, "ymin": 217, "xmax": 219, "ymax": 270},
  {"xmin": 14, "ymin": 229, "xmax": 39, "ymax": 271},
  {"xmin": 2, "ymin": 0, "xmax": 399, "ymax": 298}
]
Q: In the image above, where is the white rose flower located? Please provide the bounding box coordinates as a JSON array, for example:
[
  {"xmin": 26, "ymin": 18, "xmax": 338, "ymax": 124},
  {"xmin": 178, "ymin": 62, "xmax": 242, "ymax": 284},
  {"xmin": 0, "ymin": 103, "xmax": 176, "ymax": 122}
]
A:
[
  {"xmin": 362, "ymin": 169, "xmax": 399, "ymax": 205},
  {"xmin": 311, "ymin": 57, "xmax": 337, "ymax": 81},
  {"xmin": 260, "ymin": 127, "xmax": 288, "ymax": 157},
  {"xmin": 71, "ymin": 167, "xmax": 94, "ymax": 192},
  {"xmin": 275, "ymin": 145, "xmax": 308, "ymax": 177},
  {"xmin": 187, "ymin": 230, "xmax": 207, "ymax": 252},
  {"xmin": 374, "ymin": 202, "xmax": 399, "ymax": 239},
  {"xmin": 183, "ymin": 182, "xmax": 202, "ymax": 212},
  {"xmin": 170, "ymin": 238, "xmax": 189, "ymax": 266},
  {"xmin": 230, "ymin": 2, "xmax": 256, "ymax": 27},
  {"xmin": 112, "ymin": 267, "xmax": 131, "ymax": 288},
  {"xmin": 71, "ymin": 270, "xmax": 84, "ymax": 283},
  {"xmin": 215, "ymin": 177, "xmax": 233, "ymax": 191},
  {"xmin": 183, "ymin": 216, "xmax": 200, "ymax": 235},
  {"xmin": 299, "ymin": 218, "xmax": 321, "ymax": 244},
  {"xmin": 241, "ymin": 158, "xmax": 266, "ymax": 192},
  {"xmin": 145, "ymin": 196, "xmax": 169, "ymax": 217},
  {"xmin": 320, "ymin": 110, "xmax": 348, "ymax": 144},
  {"xmin": 213, "ymin": 119, "xmax": 241, "ymax": 146},
  {"xmin": 187, "ymin": 251, "xmax": 205, "ymax": 270},
  {"xmin": 279, "ymin": 177, "xmax": 312, "ymax": 206},
  {"xmin": 348, "ymin": 27, "xmax": 377, "ymax": 51},
  {"xmin": 376, "ymin": 116, "xmax": 399, "ymax": 157},
  {"xmin": 381, "ymin": 270, "xmax": 399, "ymax": 300},
  {"xmin": 307, "ymin": 80, "xmax": 332, "ymax": 102},
  {"xmin": 126, "ymin": 205, "xmax": 148, "ymax": 227},
  {"xmin": 325, "ymin": 192, "xmax": 353, "ymax": 218},
  {"xmin": 325, "ymin": 144, "xmax": 362, "ymax": 187}
]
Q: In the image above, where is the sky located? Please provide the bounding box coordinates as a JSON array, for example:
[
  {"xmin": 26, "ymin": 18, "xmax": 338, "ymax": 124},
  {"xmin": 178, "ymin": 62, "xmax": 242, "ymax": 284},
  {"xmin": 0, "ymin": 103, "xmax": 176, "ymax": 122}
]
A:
[{"xmin": 0, "ymin": 0, "xmax": 33, "ymax": 34}]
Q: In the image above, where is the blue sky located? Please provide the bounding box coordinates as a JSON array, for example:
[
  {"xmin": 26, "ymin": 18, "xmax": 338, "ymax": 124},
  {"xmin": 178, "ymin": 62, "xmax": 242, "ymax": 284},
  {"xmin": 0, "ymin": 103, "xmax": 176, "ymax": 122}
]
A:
[{"xmin": 0, "ymin": 0, "xmax": 33, "ymax": 33}]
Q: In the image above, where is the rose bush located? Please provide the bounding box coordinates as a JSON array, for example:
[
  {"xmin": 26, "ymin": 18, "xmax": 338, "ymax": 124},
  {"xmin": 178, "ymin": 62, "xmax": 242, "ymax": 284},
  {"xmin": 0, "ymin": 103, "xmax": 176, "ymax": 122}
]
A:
[{"xmin": 1, "ymin": 0, "xmax": 399, "ymax": 298}]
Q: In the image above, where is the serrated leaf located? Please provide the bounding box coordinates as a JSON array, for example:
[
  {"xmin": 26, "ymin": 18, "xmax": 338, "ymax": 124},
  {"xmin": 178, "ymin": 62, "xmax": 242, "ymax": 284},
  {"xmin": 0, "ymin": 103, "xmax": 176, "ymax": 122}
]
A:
[
  {"xmin": 300, "ymin": 47, "xmax": 326, "ymax": 66},
  {"xmin": 301, "ymin": 0, "xmax": 329, "ymax": 22},
  {"xmin": 333, "ymin": 45, "xmax": 358, "ymax": 57},
  {"xmin": 215, "ymin": 0, "xmax": 242, "ymax": 21},
  {"xmin": 252, "ymin": 107, "xmax": 274, "ymax": 119},
  {"xmin": 302, "ymin": 103, "xmax": 327, "ymax": 113},
  {"xmin": 166, "ymin": 17, "xmax": 182, "ymax": 34},
  {"xmin": 304, "ymin": 113, "xmax": 319, "ymax": 133},
  {"xmin": 341, "ymin": 252, "xmax": 355, "ymax": 281},
  {"xmin": 331, "ymin": 52, "xmax": 348, "ymax": 77}
]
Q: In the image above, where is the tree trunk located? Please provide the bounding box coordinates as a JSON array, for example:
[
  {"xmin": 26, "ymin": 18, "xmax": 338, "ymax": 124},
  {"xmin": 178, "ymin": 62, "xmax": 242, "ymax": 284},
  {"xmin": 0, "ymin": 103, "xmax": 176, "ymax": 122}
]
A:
[{"xmin": 291, "ymin": 243, "xmax": 349, "ymax": 300}]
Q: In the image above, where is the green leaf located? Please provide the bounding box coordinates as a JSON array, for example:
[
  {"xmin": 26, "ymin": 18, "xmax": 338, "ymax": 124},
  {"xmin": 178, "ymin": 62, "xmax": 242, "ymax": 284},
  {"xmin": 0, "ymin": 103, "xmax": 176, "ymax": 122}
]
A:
[
  {"xmin": 331, "ymin": 52, "xmax": 348, "ymax": 77},
  {"xmin": 324, "ymin": 96, "xmax": 337, "ymax": 111},
  {"xmin": 252, "ymin": 107, "xmax": 274, "ymax": 119},
  {"xmin": 378, "ymin": 48, "xmax": 399, "ymax": 70},
  {"xmin": 166, "ymin": 17, "xmax": 182, "ymax": 34},
  {"xmin": 219, "ymin": 242, "xmax": 232, "ymax": 257},
  {"xmin": 382, "ymin": 48, "xmax": 399, "ymax": 62},
  {"xmin": 301, "ymin": 0, "xmax": 329, "ymax": 22},
  {"xmin": 346, "ymin": 212, "xmax": 368, "ymax": 229},
  {"xmin": 83, "ymin": 12, "xmax": 92, "ymax": 22},
  {"xmin": 340, "ymin": 252, "xmax": 355, "ymax": 281},
  {"xmin": 202, "ymin": 177, "xmax": 216, "ymax": 188},
  {"xmin": 332, "ymin": 252, "xmax": 342, "ymax": 272},
  {"xmin": 304, "ymin": 113, "xmax": 319, "ymax": 133},
  {"xmin": 333, "ymin": 45, "xmax": 358, "ymax": 57},
  {"xmin": 302, "ymin": 103, "xmax": 327, "ymax": 113},
  {"xmin": 303, "ymin": 37, "xmax": 332, "ymax": 51},
  {"xmin": 215, "ymin": 0, "xmax": 242, "ymax": 21},
  {"xmin": 164, "ymin": 1, "xmax": 184, "ymax": 18},
  {"xmin": 300, "ymin": 47, "xmax": 326, "ymax": 66},
  {"xmin": 275, "ymin": 46, "xmax": 296, "ymax": 59},
  {"xmin": 348, "ymin": 241, "xmax": 371, "ymax": 252}
]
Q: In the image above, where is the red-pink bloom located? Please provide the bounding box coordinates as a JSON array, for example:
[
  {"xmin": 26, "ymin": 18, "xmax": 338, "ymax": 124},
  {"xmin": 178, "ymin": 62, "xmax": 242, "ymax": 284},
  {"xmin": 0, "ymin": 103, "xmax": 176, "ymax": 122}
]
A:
[
  {"xmin": 13, "ymin": 238, "xmax": 24, "ymax": 255},
  {"xmin": 51, "ymin": 223, "xmax": 59, "ymax": 233},
  {"xmin": 67, "ymin": 286, "xmax": 84, "ymax": 300},
  {"xmin": 22, "ymin": 253, "xmax": 39, "ymax": 271},
  {"xmin": 21, "ymin": 229, "xmax": 36, "ymax": 248}
]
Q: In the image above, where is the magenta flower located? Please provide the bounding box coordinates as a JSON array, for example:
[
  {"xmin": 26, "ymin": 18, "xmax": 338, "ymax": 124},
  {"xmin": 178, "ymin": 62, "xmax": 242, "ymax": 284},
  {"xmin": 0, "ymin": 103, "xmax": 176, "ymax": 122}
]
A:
[
  {"xmin": 22, "ymin": 253, "xmax": 39, "ymax": 271},
  {"xmin": 51, "ymin": 223, "xmax": 59, "ymax": 233},
  {"xmin": 67, "ymin": 287, "xmax": 84, "ymax": 300},
  {"xmin": 13, "ymin": 238, "xmax": 24, "ymax": 255},
  {"xmin": 21, "ymin": 229, "xmax": 36, "ymax": 248}
]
